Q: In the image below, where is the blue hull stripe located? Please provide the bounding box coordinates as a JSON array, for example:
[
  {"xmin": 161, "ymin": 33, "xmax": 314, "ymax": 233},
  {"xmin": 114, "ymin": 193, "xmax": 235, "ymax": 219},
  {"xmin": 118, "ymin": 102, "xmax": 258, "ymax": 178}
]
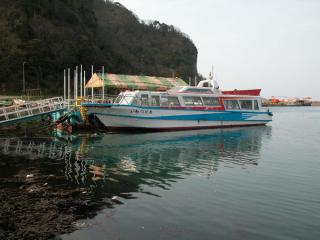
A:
[
  {"xmin": 95, "ymin": 112, "xmax": 271, "ymax": 122},
  {"xmin": 84, "ymin": 103, "xmax": 271, "ymax": 115}
]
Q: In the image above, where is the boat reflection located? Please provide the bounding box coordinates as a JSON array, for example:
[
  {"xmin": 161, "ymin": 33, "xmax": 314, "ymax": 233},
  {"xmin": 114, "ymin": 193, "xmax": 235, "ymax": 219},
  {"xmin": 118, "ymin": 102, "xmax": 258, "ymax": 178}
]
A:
[
  {"xmin": 0, "ymin": 126, "xmax": 272, "ymax": 189},
  {"xmin": 79, "ymin": 126, "xmax": 271, "ymax": 188}
]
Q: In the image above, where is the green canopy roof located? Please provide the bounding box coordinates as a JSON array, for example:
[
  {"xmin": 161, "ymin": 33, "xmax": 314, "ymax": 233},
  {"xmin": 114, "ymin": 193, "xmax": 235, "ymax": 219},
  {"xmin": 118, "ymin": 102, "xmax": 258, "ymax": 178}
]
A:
[{"xmin": 86, "ymin": 73, "xmax": 187, "ymax": 91}]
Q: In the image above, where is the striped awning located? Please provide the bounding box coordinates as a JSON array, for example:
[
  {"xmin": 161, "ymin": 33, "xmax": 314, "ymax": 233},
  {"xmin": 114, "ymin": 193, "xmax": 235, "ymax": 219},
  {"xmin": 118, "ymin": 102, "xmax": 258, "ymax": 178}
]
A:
[{"xmin": 85, "ymin": 73, "xmax": 187, "ymax": 91}]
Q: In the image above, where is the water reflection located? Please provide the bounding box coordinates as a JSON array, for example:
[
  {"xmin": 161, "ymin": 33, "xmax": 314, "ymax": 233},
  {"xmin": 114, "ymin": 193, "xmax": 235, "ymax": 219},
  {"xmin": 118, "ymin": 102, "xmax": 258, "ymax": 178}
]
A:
[
  {"xmin": 0, "ymin": 126, "xmax": 271, "ymax": 238},
  {"xmin": 76, "ymin": 126, "xmax": 272, "ymax": 191},
  {"xmin": 0, "ymin": 137, "xmax": 72, "ymax": 160},
  {"xmin": 0, "ymin": 126, "xmax": 272, "ymax": 190}
]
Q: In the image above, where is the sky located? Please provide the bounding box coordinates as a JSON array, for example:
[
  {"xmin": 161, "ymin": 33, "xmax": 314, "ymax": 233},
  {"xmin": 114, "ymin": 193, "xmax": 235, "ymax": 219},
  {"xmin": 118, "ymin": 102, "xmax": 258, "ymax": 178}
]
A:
[{"xmin": 118, "ymin": 0, "xmax": 320, "ymax": 99}]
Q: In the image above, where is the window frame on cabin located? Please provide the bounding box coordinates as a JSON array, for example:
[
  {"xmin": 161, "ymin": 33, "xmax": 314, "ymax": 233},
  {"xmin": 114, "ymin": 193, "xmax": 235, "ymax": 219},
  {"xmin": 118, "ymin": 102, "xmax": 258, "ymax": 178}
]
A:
[
  {"xmin": 151, "ymin": 95, "xmax": 160, "ymax": 106},
  {"xmin": 223, "ymin": 100, "xmax": 241, "ymax": 110},
  {"xmin": 160, "ymin": 96, "xmax": 181, "ymax": 107},
  {"xmin": 202, "ymin": 97, "xmax": 220, "ymax": 106},
  {"xmin": 182, "ymin": 96, "xmax": 204, "ymax": 106},
  {"xmin": 239, "ymin": 100, "xmax": 253, "ymax": 110}
]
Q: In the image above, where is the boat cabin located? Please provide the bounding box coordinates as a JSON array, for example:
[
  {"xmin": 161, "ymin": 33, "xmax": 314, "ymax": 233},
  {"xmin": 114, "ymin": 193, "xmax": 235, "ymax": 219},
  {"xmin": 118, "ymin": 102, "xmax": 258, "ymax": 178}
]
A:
[{"xmin": 114, "ymin": 86, "xmax": 262, "ymax": 112}]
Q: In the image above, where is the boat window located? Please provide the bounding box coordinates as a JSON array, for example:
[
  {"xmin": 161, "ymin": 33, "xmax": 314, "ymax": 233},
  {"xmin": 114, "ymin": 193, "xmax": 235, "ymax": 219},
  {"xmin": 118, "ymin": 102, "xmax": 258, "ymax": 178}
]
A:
[
  {"xmin": 151, "ymin": 95, "xmax": 160, "ymax": 106},
  {"xmin": 202, "ymin": 97, "xmax": 220, "ymax": 106},
  {"xmin": 183, "ymin": 96, "xmax": 203, "ymax": 106},
  {"xmin": 239, "ymin": 100, "xmax": 253, "ymax": 110},
  {"xmin": 140, "ymin": 94, "xmax": 149, "ymax": 106},
  {"xmin": 224, "ymin": 100, "xmax": 240, "ymax": 110},
  {"xmin": 131, "ymin": 96, "xmax": 138, "ymax": 105},
  {"xmin": 254, "ymin": 100, "xmax": 259, "ymax": 110},
  {"xmin": 161, "ymin": 96, "xmax": 181, "ymax": 107}
]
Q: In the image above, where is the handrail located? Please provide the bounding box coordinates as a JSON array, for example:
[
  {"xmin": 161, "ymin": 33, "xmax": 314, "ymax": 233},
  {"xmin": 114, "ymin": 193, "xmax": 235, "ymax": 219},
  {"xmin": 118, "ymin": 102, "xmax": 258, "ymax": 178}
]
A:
[{"xmin": 0, "ymin": 97, "xmax": 66, "ymax": 124}]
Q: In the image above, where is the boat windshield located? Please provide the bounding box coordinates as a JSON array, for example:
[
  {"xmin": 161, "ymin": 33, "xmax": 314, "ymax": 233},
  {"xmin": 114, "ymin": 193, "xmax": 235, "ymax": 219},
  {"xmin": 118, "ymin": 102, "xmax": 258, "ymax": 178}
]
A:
[
  {"xmin": 118, "ymin": 94, "xmax": 135, "ymax": 105},
  {"xmin": 114, "ymin": 93, "xmax": 124, "ymax": 104}
]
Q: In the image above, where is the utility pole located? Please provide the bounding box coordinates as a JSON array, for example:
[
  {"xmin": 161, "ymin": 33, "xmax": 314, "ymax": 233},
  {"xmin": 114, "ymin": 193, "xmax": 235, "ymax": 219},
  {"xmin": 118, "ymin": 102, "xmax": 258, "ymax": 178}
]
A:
[{"xmin": 22, "ymin": 61, "xmax": 26, "ymax": 94}]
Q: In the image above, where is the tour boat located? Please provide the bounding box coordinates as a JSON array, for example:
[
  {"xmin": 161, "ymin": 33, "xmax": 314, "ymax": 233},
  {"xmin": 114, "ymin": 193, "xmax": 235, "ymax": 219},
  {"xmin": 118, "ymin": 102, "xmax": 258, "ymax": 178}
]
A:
[{"xmin": 83, "ymin": 77, "xmax": 273, "ymax": 131}]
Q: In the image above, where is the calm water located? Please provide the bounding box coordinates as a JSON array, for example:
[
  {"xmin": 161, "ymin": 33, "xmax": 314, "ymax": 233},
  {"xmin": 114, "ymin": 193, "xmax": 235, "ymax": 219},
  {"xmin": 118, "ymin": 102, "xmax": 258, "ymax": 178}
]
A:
[{"xmin": 1, "ymin": 107, "xmax": 320, "ymax": 239}]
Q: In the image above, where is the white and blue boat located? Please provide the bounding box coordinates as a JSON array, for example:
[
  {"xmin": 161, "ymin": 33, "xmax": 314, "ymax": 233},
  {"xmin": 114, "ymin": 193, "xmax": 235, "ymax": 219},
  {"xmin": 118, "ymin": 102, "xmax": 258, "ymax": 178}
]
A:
[{"xmin": 83, "ymin": 78, "xmax": 272, "ymax": 131}]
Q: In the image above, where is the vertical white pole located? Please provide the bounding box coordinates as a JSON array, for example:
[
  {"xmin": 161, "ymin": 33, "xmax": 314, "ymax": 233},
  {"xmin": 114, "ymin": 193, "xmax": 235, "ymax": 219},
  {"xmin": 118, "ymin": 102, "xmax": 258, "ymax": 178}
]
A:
[
  {"xmin": 80, "ymin": 64, "xmax": 83, "ymax": 98},
  {"xmin": 64, "ymin": 69, "xmax": 66, "ymax": 100},
  {"xmin": 102, "ymin": 66, "xmax": 105, "ymax": 101},
  {"xmin": 73, "ymin": 70, "xmax": 75, "ymax": 102},
  {"xmin": 83, "ymin": 70, "xmax": 86, "ymax": 97},
  {"xmin": 68, "ymin": 68, "xmax": 70, "ymax": 108},
  {"xmin": 91, "ymin": 65, "xmax": 94, "ymax": 101},
  {"xmin": 74, "ymin": 70, "xmax": 76, "ymax": 104},
  {"xmin": 91, "ymin": 87, "xmax": 93, "ymax": 101},
  {"xmin": 75, "ymin": 66, "xmax": 78, "ymax": 102},
  {"xmin": 194, "ymin": 76, "xmax": 197, "ymax": 86}
]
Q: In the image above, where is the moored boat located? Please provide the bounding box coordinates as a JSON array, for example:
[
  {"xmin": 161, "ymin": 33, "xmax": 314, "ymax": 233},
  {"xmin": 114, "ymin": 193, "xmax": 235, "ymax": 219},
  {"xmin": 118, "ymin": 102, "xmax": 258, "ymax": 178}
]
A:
[{"xmin": 83, "ymin": 76, "xmax": 273, "ymax": 131}]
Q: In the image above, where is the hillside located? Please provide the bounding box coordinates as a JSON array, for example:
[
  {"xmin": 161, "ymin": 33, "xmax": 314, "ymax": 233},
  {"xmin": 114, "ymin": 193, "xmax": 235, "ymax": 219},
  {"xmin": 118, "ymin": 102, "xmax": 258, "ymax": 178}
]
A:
[{"xmin": 0, "ymin": 0, "xmax": 198, "ymax": 94}]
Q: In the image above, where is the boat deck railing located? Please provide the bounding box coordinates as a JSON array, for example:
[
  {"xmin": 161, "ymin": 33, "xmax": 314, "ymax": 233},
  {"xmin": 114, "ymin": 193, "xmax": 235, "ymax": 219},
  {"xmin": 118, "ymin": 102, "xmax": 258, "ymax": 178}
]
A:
[
  {"xmin": 0, "ymin": 97, "xmax": 66, "ymax": 125},
  {"xmin": 84, "ymin": 95, "xmax": 117, "ymax": 104}
]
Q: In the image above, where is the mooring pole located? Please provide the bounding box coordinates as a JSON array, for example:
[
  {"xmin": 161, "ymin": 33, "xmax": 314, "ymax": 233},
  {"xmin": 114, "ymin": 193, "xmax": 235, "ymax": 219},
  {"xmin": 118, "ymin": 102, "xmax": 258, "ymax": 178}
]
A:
[
  {"xmin": 74, "ymin": 69, "xmax": 76, "ymax": 105},
  {"xmin": 91, "ymin": 65, "xmax": 94, "ymax": 100},
  {"xmin": 83, "ymin": 70, "xmax": 86, "ymax": 97},
  {"xmin": 67, "ymin": 68, "xmax": 70, "ymax": 109},
  {"xmin": 80, "ymin": 64, "xmax": 83, "ymax": 98},
  {"xmin": 64, "ymin": 69, "xmax": 66, "ymax": 101},
  {"xmin": 75, "ymin": 66, "xmax": 78, "ymax": 103}
]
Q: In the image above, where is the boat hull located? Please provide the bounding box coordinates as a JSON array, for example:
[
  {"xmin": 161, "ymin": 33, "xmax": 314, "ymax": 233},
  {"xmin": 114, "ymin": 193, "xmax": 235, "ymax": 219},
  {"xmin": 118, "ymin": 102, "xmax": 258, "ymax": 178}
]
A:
[{"xmin": 86, "ymin": 104, "xmax": 272, "ymax": 132}]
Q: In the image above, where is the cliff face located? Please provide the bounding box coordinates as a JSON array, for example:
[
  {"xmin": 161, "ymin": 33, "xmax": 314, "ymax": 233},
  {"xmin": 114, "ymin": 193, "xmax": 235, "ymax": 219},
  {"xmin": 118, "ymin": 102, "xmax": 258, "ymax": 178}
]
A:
[{"xmin": 0, "ymin": 0, "xmax": 198, "ymax": 93}]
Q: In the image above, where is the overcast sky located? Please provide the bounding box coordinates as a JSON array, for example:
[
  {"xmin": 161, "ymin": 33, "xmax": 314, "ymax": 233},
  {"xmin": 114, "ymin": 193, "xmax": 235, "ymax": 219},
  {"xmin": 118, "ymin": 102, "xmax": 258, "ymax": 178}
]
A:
[{"xmin": 118, "ymin": 0, "xmax": 320, "ymax": 99}]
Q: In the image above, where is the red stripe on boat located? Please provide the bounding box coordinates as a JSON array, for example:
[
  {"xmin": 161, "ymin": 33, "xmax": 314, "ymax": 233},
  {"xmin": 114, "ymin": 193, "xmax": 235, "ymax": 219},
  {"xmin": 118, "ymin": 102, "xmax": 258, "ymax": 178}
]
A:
[{"xmin": 222, "ymin": 89, "xmax": 261, "ymax": 96}]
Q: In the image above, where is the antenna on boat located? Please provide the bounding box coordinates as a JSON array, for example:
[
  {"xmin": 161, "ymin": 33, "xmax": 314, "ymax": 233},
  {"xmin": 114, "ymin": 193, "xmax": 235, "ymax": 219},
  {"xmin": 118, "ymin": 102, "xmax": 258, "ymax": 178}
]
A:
[{"xmin": 210, "ymin": 65, "xmax": 219, "ymax": 93}]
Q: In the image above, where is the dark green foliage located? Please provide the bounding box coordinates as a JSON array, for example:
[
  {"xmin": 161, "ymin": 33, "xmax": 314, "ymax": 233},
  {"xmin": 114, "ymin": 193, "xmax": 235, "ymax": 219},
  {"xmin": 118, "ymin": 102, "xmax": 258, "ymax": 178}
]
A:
[{"xmin": 0, "ymin": 0, "xmax": 198, "ymax": 94}]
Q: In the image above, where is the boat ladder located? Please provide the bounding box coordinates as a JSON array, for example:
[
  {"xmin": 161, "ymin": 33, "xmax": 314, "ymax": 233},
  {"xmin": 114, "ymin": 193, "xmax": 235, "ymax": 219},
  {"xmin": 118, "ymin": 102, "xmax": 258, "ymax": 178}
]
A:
[{"xmin": 0, "ymin": 97, "xmax": 66, "ymax": 125}]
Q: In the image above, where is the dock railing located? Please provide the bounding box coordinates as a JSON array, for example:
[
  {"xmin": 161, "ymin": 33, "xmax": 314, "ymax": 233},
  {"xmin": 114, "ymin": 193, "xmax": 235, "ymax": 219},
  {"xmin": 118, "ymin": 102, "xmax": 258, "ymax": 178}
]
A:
[{"xmin": 0, "ymin": 97, "xmax": 65, "ymax": 124}]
